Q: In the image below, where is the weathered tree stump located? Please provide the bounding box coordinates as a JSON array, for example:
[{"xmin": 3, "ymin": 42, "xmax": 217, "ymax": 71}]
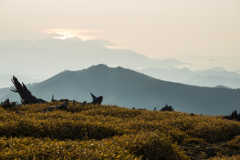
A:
[
  {"xmin": 0, "ymin": 99, "xmax": 17, "ymax": 109},
  {"xmin": 90, "ymin": 93, "xmax": 103, "ymax": 105},
  {"xmin": 80, "ymin": 101, "xmax": 87, "ymax": 105},
  {"xmin": 223, "ymin": 110, "xmax": 240, "ymax": 121},
  {"xmin": 11, "ymin": 76, "xmax": 46, "ymax": 104},
  {"xmin": 160, "ymin": 104, "xmax": 174, "ymax": 111}
]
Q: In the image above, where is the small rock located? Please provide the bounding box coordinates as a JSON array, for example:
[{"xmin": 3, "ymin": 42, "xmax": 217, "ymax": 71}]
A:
[
  {"xmin": 222, "ymin": 143, "xmax": 228, "ymax": 147},
  {"xmin": 206, "ymin": 147, "xmax": 215, "ymax": 157},
  {"xmin": 186, "ymin": 152, "xmax": 193, "ymax": 155}
]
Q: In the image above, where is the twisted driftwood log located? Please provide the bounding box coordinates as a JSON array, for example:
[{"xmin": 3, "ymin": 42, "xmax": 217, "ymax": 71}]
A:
[
  {"xmin": 160, "ymin": 104, "xmax": 174, "ymax": 111},
  {"xmin": 11, "ymin": 76, "xmax": 46, "ymax": 104},
  {"xmin": 11, "ymin": 76, "xmax": 103, "ymax": 106}
]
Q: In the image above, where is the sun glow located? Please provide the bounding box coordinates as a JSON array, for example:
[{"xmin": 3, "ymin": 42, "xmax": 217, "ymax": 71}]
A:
[
  {"xmin": 54, "ymin": 34, "xmax": 75, "ymax": 40},
  {"xmin": 42, "ymin": 29, "xmax": 98, "ymax": 41}
]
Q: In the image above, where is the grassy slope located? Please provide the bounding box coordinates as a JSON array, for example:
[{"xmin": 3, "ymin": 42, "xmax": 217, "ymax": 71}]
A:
[{"xmin": 0, "ymin": 102, "xmax": 240, "ymax": 159}]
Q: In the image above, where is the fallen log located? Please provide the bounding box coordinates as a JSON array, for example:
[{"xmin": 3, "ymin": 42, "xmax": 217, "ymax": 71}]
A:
[
  {"xmin": 43, "ymin": 101, "xmax": 68, "ymax": 112},
  {"xmin": 51, "ymin": 93, "xmax": 102, "ymax": 105},
  {"xmin": 160, "ymin": 104, "xmax": 174, "ymax": 111},
  {"xmin": 11, "ymin": 76, "xmax": 46, "ymax": 104},
  {"xmin": 51, "ymin": 95, "xmax": 72, "ymax": 102}
]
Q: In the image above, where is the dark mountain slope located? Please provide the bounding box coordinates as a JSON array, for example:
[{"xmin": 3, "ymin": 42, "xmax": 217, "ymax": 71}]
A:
[{"xmin": 1, "ymin": 64, "xmax": 240, "ymax": 115}]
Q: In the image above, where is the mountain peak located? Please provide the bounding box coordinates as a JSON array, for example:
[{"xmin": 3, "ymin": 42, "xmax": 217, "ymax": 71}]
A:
[
  {"xmin": 209, "ymin": 66, "xmax": 227, "ymax": 72},
  {"xmin": 91, "ymin": 64, "xmax": 108, "ymax": 68},
  {"xmin": 86, "ymin": 64, "xmax": 109, "ymax": 70}
]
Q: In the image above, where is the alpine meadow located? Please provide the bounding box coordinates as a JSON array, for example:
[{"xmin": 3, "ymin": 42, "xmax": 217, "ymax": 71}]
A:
[{"xmin": 1, "ymin": 101, "xmax": 240, "ymax": 159}]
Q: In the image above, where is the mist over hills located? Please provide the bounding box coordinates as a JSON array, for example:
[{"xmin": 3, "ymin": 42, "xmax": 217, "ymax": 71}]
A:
[
  {"xmin": 1, "ymin": 64, "xmax": 240, "ymax": 115},
  {"xmin": 183, "ymin": 75, "xmax": 240, "ymax": 88},
  {"xmin": 138, "ymin": 67, "xmax": 240, "ymax": 88},
  {"xmin": 0, "ymin": 38, "xmax": 189, "ymax": 79},
  {"xmin": 1, "ymin": 37, "xmax": 239, "ymax": 89},
  {"xmin": 0, "ymin": 74, "xmax": 41, "ymax": 89}
]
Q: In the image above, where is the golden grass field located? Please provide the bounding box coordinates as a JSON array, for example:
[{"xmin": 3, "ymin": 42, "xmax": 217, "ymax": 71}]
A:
[{"xmin": 0, "ymin": 102, "xmax": 240, "ymax": 159}]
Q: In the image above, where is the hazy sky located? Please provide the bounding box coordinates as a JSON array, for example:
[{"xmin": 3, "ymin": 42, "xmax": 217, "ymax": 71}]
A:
[{"xmin": 1, "ymin": 0, "xmax": 240, "ymax": 71}]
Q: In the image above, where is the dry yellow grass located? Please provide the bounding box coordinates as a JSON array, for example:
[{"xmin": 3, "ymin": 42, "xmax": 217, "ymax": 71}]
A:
[{"xmin": 0, "ymin": 102, "xmax": 239, "ymax": 159}]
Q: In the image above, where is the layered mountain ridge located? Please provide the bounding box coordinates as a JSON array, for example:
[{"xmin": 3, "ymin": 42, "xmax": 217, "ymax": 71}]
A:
[{"xmin": 1, "ymin": 64, "xmax": 240, "ymax": 115}]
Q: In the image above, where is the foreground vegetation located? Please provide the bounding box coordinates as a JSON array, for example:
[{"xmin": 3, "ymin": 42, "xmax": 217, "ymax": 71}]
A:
[{"xmin": 0, "ymin": 102, "xmax": 240, "ymax": 159}]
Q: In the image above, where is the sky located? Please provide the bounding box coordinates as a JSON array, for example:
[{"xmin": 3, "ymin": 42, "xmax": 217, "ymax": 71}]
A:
[{"xmin": 0, "ymin": 0, "xmax": 240, "ymax": 71}]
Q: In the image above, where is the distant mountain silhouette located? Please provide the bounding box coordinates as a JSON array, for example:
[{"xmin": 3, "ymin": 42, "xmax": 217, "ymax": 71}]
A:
[
  {"xmin": 138, "ymin": 67, "xmax": 194, "ymax": 82},
  {"xmin": 1, "ymin": 64, "xmax": 240, "ymax": 115},
  {"xmin": 215, "ymin": 85, "xmax": 232, "ymax": 89},
  {"xmin": 0, "ymin": 87, "xmax": 12, "ymax": 100},
  {"xmin": 183, "ymin": 75, "xmax": 240, "ymax": 88},
  {"xmin": 206, "ymin": 66, "xmax": 227, "ymax": 72},
  {"xmin": 138, "ymin": 67, "xmax": 240, "ymax": 88}
]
